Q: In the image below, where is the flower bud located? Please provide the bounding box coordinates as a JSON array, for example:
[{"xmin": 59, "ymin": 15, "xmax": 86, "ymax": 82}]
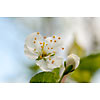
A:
[
  {"xmin": 63, "ymin": 54, "xmax": 80, "ymax": 75},
  {"xmin": 66, "ymin": 54, "xmax": 80, "ymax": 70}
]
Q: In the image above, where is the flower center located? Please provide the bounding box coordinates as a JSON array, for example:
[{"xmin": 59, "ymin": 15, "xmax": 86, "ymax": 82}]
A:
[{"xmin": 41, "ymin": 42, "xmax": 47, "ymax": 56}]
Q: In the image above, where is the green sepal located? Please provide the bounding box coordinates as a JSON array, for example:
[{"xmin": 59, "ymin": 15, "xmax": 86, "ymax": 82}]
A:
[{"xmin": 63, "ymin": 65, "xmax": 74, "ymax": 75}]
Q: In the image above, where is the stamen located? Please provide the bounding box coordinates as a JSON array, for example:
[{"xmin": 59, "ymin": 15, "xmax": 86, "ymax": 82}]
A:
[
  {"xmin": 58, "ymin": 37, "xmax": 61, "ymax": 39},
  {"xmin": 51, "ymin": 47, "xmax": 53, "ymax": 49},
  {"xmin": 41, "ymin": 46, "xmax": 43, "ymax": 49},
  {"xmin": 37, "ymin": 32, "xmax": 39, "ymax": 35},
  {"xmin": 50, "ymin": 40, "xmax": 52, "ymax": 42},
  {"xmin": 44, "ymin": 36, "xmax": 46, "ymax": 39},
  {"xmin": 43, "ymin": 42, "xmax": 45, "ymax": 46},
  {"xmin": 54, "ymin": 40, "xmax": 56, "ymax": 42},
  {"xmin": 34, "ymin": 37, "xmax": 37, "ymax": 40},
  {"xmin": 48, "ymin": 47, "xmax": 50, "ymax": 49},
  {"xmin": 53, "ymin": 36, "xmax": 55, "ymax": 38},
  {"xmin": 40, "ymin": 56, "xmax": 42, "ymax": 59},
  {"xmin": 49, "ymin": 58, "xmax": 51, "ymax": 60},
  {"xmin": 40, "ymin": 42, "xmax": 42, "ymax": 44},
  {"xmin": 62, "ymin": 48, "xmax": 64, "ymax": 50},
  {"xmin": 33, "ymin": 41, "xmax": 36, "ymax": 44},
  {"xmin": 52, "ymin": 60, "xmax": 55, "ymax": 64},
  {"xmin": 46, "ymin": 44, "xmax": 48, "ymax": 46}
]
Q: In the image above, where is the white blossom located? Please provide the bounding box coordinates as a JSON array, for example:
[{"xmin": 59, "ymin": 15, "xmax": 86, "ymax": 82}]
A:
[{"xmin": 24, "ymin": 32, "xmax": 64, "ymax": 71}]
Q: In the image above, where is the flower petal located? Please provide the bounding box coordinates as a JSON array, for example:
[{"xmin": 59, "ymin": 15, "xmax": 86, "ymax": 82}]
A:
[
  {"xmin": 25, "ymin": 32, "xmax": 44, "ymax": 55},
  {"xmin": 36, "ymin": 59, "xmax": 52, "ymax": 71},
  {"xmin": 36, "ymin": 56, "xmax": 63, "ymax": 71},
  {"xmin": 45, "ymin": 34, "xmax": 63, "ymax": 54},
  {"xmin": 47, "ymin": 56, "xmax": 63, "ymax": 70},
  {"xmin": 24, "ymin": 44, "xmax": 38, "ymax": 59}
]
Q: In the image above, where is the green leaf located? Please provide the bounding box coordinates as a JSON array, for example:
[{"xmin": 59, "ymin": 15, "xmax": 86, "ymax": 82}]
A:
[
  {"xmin": 71, "ymin": 53, "xmax": 100, "ymax": 82},
  {"xmin": 30, "ymin": 68, "xmax": 60, "ymax": 83},
  {"xmin": 52, "ymin": 68, "xmax": 60, "ymax": 80}
]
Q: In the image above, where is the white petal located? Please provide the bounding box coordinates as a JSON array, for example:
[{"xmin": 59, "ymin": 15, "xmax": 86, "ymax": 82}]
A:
[
  {"xmin": 36, "ymin": 59, "xmax": 52, "ymax": 71},
  {"xmin": 24, "ymin": 44, "xmax": 38, "ymax": 59},
  {"xmin": 25, "ymin": 32, "xmax": 44, "ymax": 55},
  {"xmin": 45, "ymin": 35, "xmax": 63, "ymax": 53},
  {"xmin": 36, "ymin": 55, "xmax": 63, "ymax": 71},
  {"xmin": 66, "ymin": 54, "xmax": 80, "ymax": 69},
  {"xmin": 47, "ymin": 56, "xmax": 63, "ymax": 69}
]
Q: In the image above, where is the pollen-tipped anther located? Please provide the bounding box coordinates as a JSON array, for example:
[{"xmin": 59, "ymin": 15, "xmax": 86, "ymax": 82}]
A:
[
  {"xmin": 49, "ymin": 58, "xmax": 51, "ymax": 60},
  {"xmin": 37, "ymin": 32, "xmax": 39, "ymax": 35},
  {"xmin": 54, "ymin": 40, "xmax": 56, "ymax": 42},
  {"xmin": 41, "ymin": 46, "xmax": 43, "ymax": 49},
  {"xmin": 40, "ymin": 56, "xmax": 42, "ymax": 59},
  {"xmin": 50, "ymin": 40, "xmax": 52, "ymax": 42},
  {"xmin": 40, "ymin": 42, "xmax": 42, "ymax": 44},
  {"xmin": 62, "ymin": 48, "xmax": 64, "ymax": 50},
  {"xmin": 58, "ymin": 37, "xmax": 61, "ymax": 39},
  {"xmin": 34, "ymin": 37, "xmax": 37, "ymax": 40},
  {"xmin": 33, "ymin": 41, "xmax": 36, "ymax": 44},
  {"xmin": 52, "ymin": 60, "xmax": 55, "ymax": 64},
  {"xmin": 44, "ymin": 36, "xmax": 46, "ymax": 39}
]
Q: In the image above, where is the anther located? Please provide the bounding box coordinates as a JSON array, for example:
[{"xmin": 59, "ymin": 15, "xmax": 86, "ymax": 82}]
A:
[
  {"xmin": 40, "ymin": 56, "xmax": 42, "ymax": 59},
  {"xmin": 54, "ymin": 40, "xmax": 56, "ymax": 42},
  {"xmin": 48, "ymin": 47, "xmax": 50, "ymax": 49},
  {"xmin": 44, "ymin": 36, "xmax": 46, "ymax": 39},
  {"xmin": 40, "ymin": 42, "xmax": 42, "ymax": 44},
  {"xmin": 51, "ymin": 47, "xmax": 53, "ymax": 49},
  {"xmin": 50, "ymin": 40, "xmax": 52, "ymax": 42},
  {"xmin": 52, "ymin": 60, "xmax": 55, "ymax": 64},
  {"xmin": 58, "ymin": 37, "xmax": 61, "ymax": 39},
  {"xmin": 49, "ymin": 58, "xmax": 51, "ymax": 60},
  {"xmin": 37, "ymin": 32, "xmax": 39, "ymax": 35},
  {"xmin": 41, "ymin": 46, "xmax": 43, "ymax": 49},
  {"xmin": 62, "ymin": 48, "xmax": 64, "ymax": 50},
  {"xmin": 46, "ymin": 44, "xmax": 48, "ymax": 46},
  {"xmin": 33, "ymin": 41, "xmax": 36, "ymax": 44},
  {"xmin": 34, "ymin": 37, "xmax": 37, "ymax": 40}
]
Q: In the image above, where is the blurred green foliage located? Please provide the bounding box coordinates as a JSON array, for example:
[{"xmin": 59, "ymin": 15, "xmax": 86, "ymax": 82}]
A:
[
  {"xmin": 68, "ymin": 37, "xmax": 100, "ymax": 83},
  {"xmin": 71, "ymin": 53, "xmax": 100, "ymax": 82},
  {"xmin": 68, "ymin": 37, "xmax": 86, "ymax": 57},
  {"xmin": 29, "ymin": 64, "xmax": 40, "ymax": 73}
]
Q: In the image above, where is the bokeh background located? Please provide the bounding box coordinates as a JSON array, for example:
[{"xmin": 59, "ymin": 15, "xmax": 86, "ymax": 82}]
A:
[{"xmin": 1, "ymin": 17, "xmax": 100, "ymax": 83}]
